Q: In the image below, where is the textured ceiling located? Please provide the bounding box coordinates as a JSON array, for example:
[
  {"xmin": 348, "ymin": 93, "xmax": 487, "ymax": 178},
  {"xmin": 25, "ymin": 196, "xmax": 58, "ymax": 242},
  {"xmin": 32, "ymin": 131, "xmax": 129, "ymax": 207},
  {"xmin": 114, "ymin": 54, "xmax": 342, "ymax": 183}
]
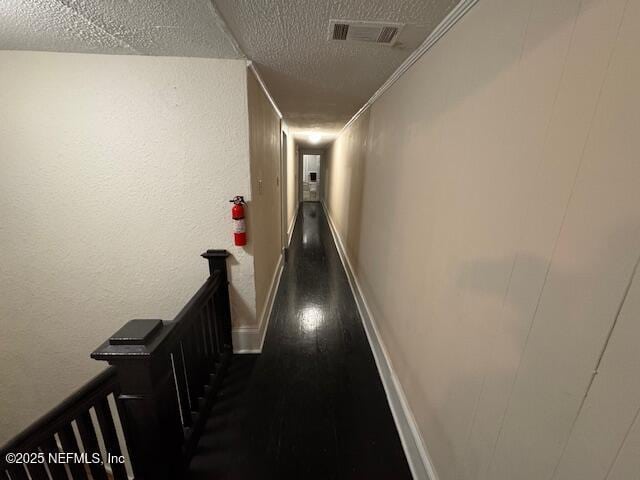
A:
[
  {"xmin": 1, "ymin": 0, "xmax": 459, "ymax": 146},
  {"xmin": 215, "ymin": 0, "xmax": 459, "ymax": 146},
  {"xmin": 0, "ymin": 0, "xmax": 242, "ymax": 58}
]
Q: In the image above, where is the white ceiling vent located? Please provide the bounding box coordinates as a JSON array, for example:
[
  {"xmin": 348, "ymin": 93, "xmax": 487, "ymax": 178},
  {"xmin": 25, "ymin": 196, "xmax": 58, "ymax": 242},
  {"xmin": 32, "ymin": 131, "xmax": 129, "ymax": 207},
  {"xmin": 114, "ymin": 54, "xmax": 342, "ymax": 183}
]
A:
[{"xmin": 329, "ymin": 20, "xmax": 403, "ymax": 46}]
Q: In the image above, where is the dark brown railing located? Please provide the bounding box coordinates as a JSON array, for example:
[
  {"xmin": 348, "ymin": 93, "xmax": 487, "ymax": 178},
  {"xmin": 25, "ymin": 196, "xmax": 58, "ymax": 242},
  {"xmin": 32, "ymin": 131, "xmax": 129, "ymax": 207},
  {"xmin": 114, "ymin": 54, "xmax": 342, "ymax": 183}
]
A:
[
  {"xmin": 0, "ymin": 367, "xmax": 128, "ymax": 480},
  {"xmin": 1, "ymin": 249, "xmax": 233, "ymax": 480}
]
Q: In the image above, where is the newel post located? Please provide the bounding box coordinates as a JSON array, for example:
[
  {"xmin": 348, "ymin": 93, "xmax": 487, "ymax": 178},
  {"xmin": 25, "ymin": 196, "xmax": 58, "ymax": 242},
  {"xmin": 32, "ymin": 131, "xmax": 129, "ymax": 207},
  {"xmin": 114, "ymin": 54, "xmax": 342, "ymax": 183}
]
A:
[
  {"xmin": 201, "ymin": 249, "xmax": 233, "ymax": 352},
  {"xmin": 91, "ymin": 319, "xmax": 184, "ymax": 480}
]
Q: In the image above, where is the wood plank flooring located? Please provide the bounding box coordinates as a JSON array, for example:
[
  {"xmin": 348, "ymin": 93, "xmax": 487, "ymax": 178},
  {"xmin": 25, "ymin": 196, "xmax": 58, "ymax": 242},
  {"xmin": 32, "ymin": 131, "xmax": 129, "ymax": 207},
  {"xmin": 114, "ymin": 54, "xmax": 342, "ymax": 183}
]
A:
[{"xmin": 188, "ymin": 202, "xmax": 412, "ymax": 479}]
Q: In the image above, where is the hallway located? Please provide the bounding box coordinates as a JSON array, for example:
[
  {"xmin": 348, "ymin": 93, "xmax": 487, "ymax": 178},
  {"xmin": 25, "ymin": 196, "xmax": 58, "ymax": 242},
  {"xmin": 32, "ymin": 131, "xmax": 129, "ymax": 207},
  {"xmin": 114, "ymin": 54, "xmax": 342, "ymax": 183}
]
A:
[
  {"xmin": 3, "ymin": 2, "xmax": 640, "ymax": 478},
  {"xmin": 189, "ymin": 202, "xmax": 411, "ymax": 479}
]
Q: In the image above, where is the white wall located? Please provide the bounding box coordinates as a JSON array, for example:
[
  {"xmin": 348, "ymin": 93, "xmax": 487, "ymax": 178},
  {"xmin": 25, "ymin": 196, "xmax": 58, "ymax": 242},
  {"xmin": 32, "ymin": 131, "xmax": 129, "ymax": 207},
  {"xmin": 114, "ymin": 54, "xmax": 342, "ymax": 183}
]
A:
[
  {"xmin": 324, "ymin": 0, "xmax": 640, "ymax": 478},
  {"xmin": 283, "ymin": 126, "xmax": 298, "ymax": 237},
  {"xmin": 0, "ymin": 51, "xmax": 254, "ymax": 442}
]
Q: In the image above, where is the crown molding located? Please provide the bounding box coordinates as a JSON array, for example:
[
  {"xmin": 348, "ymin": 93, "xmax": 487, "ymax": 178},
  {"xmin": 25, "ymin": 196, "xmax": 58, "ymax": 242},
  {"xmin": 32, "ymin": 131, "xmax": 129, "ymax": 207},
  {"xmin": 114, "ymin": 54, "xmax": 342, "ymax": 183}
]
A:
[{"xmin": 339, "ymin": 0, "xmax": 479, "ymax": 136}]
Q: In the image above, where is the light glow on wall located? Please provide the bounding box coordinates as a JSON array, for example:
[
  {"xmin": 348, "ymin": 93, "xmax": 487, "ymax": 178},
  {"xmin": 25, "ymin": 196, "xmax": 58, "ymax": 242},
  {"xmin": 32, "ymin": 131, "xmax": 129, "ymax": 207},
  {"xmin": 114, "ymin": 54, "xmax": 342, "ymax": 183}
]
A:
[{"xmin": 308, "ymin": 132, "xmax": 322, "ymax": 144}]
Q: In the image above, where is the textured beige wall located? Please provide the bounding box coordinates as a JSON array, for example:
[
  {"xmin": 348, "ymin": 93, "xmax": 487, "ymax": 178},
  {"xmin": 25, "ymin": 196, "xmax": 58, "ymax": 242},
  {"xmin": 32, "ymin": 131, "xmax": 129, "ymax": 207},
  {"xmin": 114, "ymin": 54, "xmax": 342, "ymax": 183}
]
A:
[
  {"xmin": 324, "ymin": 110, "xmax": 369, "ymax": 258},
  {"xmin": 0, "ymin": 51, "xmax": 255, "ymax": 442},
  {"xmin": 324, "ymin": 0, "xmax": 640, "ymax": 478},
  {"xmin": 246, "ymin": 69, "xmax": 283, "ymax": 323}
]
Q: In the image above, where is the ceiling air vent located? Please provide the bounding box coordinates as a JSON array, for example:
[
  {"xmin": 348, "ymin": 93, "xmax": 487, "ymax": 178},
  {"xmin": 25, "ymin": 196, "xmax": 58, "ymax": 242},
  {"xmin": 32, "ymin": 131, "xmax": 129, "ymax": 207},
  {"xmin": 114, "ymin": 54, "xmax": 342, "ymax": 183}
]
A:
[
  {"xmin": 333, "ymin": 23, "xmax": 349, "ymax": 40},
  {"xmin": 328, "ymin": 20, "xmax": 403, "ymax": 46},
  {"xmin": 378, "ymin": 26, "xmax": 398, "ymax": 44}
]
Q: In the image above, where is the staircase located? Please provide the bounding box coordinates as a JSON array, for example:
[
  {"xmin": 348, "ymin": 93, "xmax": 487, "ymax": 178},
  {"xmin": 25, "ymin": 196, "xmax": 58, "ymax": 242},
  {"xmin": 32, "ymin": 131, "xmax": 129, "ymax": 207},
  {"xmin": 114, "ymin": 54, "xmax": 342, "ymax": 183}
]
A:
[{"xmin": 1, "ymin": 250, "xmax": 235, "ymax": 480}]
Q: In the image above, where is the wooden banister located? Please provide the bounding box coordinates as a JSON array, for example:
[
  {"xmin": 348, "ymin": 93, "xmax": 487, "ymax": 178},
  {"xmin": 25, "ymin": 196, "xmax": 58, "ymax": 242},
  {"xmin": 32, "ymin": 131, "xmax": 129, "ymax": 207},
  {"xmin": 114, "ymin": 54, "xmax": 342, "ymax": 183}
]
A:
[
  {"xmin": 1, "ymin": 367, "xmax": 128, "ymax": 480},
  {"xmin": 2, "ymin": 249, "xmax": 234, "ymax": 480},
  {"xmin": 91, "ymin": 249, "xmax": 233, "ymax": 479}
]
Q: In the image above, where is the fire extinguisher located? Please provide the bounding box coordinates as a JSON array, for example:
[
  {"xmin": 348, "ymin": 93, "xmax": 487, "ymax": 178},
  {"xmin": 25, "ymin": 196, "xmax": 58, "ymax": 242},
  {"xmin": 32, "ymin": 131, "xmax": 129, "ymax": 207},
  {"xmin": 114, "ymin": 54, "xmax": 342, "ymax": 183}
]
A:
[{"xmin": 230, "ymin": 196, "xmax": 247, "ymax": 246}]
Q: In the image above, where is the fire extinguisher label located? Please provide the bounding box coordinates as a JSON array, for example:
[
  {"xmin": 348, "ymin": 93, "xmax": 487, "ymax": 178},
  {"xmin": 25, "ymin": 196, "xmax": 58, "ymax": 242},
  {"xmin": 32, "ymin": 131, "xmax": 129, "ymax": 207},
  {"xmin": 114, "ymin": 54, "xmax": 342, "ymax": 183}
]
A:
[{"xmin": 233, "ymin": 218, "xmax": 246, "ymax": 233}]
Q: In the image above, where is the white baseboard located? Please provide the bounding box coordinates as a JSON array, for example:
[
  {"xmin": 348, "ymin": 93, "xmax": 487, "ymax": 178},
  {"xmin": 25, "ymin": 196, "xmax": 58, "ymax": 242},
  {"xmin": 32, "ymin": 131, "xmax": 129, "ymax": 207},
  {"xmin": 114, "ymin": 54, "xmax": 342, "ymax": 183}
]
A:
[
  {"xmin": 232, "ymin": 253, "xmax": 284, "ymax": 353},
  {"xmin": 287, "ymin": 202, "xmax": 300, "ymax": 246},
  {"xmin": 321, "ymin": 201, "xmax": 439, "ymax": 480},
  {"xmin": 231, "ymin": 327, "xmax": 262, "ymax": 354},
  {"xmin": 234, "ymin": 201, "xmax": 296, "ymax": 353}
]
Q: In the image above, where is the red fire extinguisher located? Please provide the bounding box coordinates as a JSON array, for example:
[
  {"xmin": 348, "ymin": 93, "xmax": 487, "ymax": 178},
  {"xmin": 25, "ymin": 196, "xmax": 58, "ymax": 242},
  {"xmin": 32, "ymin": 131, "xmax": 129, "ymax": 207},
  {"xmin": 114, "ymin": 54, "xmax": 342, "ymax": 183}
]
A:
[{"xmin": 230, "ymin": 196, "xmax": 247, "ymax": 246}]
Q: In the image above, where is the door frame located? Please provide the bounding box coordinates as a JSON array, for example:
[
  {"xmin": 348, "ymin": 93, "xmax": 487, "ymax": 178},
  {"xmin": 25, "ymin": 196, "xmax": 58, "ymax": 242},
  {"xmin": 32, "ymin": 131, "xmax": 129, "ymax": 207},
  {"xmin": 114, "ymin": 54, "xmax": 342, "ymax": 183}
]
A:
[
  {"xmin": 299, "ymin": 148, "xmax": 325, "ymax": 203},
  {"xmin": 280, "ymin": 130, "xmax": 288, "ymax": 251}
]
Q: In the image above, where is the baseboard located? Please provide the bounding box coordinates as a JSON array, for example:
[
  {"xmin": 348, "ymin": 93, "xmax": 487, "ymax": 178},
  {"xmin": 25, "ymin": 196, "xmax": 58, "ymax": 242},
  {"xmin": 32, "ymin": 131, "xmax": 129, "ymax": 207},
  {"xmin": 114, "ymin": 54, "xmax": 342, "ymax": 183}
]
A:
[
  {"xmin": 321, "ymin": 201, "xmax": 438, "ymax": 480},
  {"xmin": 231, "ymin": 327, "xmax": 262, "ymax": 354},
  {"xmin": 232, "ymin": 253, "xmax": 284, "ymax": 353},
  {"xmin": 287, "ymin": 202, "xmax": 300, "ymax": 246}
]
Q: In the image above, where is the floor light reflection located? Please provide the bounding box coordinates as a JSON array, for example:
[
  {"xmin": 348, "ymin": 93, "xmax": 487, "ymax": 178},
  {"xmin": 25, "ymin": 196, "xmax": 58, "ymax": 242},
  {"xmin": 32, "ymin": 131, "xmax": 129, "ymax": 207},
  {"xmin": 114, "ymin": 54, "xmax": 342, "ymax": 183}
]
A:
[{"xmin": 301, "ymin": 304, "xmax": 323, "ymax": 332}]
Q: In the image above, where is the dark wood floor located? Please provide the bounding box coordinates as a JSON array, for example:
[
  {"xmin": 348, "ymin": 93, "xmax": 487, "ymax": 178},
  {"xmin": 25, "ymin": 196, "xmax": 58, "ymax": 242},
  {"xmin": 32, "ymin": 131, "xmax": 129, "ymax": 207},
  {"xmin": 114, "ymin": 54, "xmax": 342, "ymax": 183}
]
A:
[{"xmin": 188, "ymin": 202, "xmax": 412, "ymax": 480}]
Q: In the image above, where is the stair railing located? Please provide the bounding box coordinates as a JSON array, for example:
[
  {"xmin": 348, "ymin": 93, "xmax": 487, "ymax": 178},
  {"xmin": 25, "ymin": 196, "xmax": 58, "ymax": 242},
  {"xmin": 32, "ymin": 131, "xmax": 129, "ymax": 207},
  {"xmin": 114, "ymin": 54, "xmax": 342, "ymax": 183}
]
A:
[
  {"xmin": 1, "ymin": 367, "xmax": 128, "ymax": 480},
  {"xmin": 1, "ymin": 249, "xmax": 233, "ymax": 480}
]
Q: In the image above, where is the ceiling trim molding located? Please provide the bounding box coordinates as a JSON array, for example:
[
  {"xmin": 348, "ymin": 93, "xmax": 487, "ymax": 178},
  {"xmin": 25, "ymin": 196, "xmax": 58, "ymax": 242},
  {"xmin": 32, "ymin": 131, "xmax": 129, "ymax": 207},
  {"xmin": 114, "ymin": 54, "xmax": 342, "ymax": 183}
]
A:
[
  {"xmin": 248, "ymin": 61, "xmax": 284, "ymax": 119},
  {"xmin": 209, "ymin": 1, "xmax": 283, "ymax": 119},
  {"xmin": 206, "ymin": 0, "xmax": 246, "ymax": 58},
  {"xmin": 337, "ymin": 0, "xmax": 479, "ymax": 137}
]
